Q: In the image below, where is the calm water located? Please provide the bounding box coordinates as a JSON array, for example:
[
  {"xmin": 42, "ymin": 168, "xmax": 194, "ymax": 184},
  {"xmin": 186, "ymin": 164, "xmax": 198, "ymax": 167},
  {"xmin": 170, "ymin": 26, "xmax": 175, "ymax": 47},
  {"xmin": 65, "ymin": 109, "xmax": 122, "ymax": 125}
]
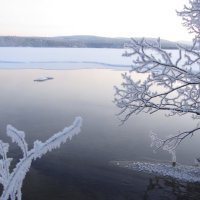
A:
[{"xmin": 0, "ymin": 69, "xmax": 200, "ymax": 199}]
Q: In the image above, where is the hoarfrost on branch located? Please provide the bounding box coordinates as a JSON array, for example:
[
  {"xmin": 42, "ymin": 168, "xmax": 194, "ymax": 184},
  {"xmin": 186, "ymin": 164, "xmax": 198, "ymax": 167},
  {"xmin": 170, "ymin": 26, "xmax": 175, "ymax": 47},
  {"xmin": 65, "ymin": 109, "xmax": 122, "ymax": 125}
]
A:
[
  {"xmin": 0, "ymin": 117, "xmax": 82, "ymax": 200},
  {"xmin": 114, "ymin": 0, "xmax": 200, "ymax": 162}
]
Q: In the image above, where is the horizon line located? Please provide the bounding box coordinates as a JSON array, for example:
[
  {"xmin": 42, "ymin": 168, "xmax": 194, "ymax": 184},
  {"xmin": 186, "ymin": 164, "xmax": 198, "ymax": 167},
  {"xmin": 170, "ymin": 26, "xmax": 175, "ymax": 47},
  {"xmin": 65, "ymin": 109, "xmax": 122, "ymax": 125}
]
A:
[{"xmin": 0, "ymin": 34, "xmax": 192, "ymax": 42}]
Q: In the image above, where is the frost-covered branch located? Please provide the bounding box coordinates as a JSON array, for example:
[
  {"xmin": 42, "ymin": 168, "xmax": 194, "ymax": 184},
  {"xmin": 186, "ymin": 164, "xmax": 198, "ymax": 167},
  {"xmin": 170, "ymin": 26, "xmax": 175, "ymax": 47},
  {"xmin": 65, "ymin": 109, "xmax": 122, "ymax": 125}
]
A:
[
  {"xmin": 177, "ymin": 0, "xmax": 200, "ymax": 37},
  {"xmin": 0, "ymin": 117, "xmax": 82, "ymax": 200},
  {"xmin": 150, "ymin": 126, "xmax": 200, "ymax": 164},
  {"xmin": 114, "ymin": 38, "xmax": 200, "ymax": 123},
  {"xmin": 114, "ymin": 0, "xmax": 200, "ymax": 162}
]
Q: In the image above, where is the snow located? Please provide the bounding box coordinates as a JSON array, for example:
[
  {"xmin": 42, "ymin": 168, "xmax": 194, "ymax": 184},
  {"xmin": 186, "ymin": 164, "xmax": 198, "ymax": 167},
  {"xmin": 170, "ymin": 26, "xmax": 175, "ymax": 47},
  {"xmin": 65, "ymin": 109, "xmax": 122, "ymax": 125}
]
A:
[
  {"xmin": 112, "ymin": 161, "xmax": 200, "ymax": 183},
  {"xmin": 0, "ymin": 47, "xmax": 190, "ymax": 71},
  {"xmin": 0, "ymin": 47, "xmax": 132, "ymax": 70}
]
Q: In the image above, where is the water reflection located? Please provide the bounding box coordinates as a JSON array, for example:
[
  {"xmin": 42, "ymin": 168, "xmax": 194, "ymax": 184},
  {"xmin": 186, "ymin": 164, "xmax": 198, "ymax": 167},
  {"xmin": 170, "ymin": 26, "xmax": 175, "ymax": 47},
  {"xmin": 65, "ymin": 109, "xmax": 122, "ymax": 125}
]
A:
[{"xmin": 143, "ymin": 176, "xmax": 200, "ymax": 200}]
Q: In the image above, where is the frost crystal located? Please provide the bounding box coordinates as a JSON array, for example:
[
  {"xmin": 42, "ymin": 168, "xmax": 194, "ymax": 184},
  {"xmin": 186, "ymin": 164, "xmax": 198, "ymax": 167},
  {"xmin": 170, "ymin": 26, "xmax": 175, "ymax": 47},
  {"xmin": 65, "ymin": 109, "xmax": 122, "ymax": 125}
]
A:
[{"xmin": 0, "ymin": 117, "xmax": 82, "ymax": 200}]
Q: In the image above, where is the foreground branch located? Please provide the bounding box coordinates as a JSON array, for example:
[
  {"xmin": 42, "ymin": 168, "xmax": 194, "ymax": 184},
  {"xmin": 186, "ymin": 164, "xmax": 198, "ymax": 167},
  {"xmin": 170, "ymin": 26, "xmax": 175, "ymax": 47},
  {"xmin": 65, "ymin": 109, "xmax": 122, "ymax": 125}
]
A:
[{"xmin": 0, "ymin": 117, "xmax": 82, "ymax": 200}]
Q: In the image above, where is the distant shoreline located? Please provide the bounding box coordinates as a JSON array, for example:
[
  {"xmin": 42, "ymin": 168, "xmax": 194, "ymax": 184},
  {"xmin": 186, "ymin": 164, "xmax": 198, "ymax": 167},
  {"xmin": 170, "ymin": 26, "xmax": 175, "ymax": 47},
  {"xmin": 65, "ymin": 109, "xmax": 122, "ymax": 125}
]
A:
[{"xmin": 0, "ymin": 35, "xmax": 187, "ymax": 49}]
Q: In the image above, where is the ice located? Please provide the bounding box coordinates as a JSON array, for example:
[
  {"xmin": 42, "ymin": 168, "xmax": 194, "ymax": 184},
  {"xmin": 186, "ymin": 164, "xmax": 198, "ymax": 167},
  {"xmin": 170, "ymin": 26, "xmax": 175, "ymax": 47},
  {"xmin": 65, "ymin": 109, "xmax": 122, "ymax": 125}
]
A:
[
  {"xmin": 0, "ymin": 47, "xmax": 192, "ymax": 71},
  {"xmin": 112, "ymin": 161, "xmax": 200, "ymax": 183},
  {"xmin": 0, "ymin": 47, "xmax": 132, "ymax": 70},
  {"xmin": 34, "ymin": 76, "xmax": 53, "ymax": 82}
]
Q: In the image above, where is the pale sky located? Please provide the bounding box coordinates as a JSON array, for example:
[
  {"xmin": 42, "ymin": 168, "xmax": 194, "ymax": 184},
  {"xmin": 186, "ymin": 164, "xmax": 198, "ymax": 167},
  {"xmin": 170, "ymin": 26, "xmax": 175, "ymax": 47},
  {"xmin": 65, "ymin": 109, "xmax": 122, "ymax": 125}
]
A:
[{"xmin": 0, "ymin": 0, "xmax": 193, "ymax": 41}]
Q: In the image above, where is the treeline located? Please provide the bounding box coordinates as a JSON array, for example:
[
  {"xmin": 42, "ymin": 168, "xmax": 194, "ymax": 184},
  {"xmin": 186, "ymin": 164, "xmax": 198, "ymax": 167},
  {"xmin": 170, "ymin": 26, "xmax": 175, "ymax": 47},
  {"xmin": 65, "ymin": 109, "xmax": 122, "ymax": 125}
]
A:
[{"xmin": 0, "ymin": 35, "xmax": 186, "ymax": 49}]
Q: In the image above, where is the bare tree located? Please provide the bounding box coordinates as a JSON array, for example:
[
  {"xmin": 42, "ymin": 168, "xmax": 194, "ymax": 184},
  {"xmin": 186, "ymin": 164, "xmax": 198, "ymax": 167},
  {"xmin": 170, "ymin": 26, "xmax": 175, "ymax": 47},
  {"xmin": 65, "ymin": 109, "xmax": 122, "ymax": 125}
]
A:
[{"xmin": 114, "ymin": 0, "xmax": 200, "ymax": 164}]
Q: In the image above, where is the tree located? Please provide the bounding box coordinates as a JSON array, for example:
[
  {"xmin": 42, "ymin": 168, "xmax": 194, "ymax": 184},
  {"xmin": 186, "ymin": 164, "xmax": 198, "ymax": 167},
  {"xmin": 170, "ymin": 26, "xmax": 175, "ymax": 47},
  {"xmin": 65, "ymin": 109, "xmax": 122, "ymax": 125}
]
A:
[{"xmin": 114, "ymin": 0, "xmax": 200, "ymax": 165}]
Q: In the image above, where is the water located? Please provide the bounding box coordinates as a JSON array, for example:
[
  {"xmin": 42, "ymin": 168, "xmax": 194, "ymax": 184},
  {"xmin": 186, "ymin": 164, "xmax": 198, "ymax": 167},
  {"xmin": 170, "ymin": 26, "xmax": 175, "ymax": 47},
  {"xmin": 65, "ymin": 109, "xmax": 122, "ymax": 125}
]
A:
[{"xmin": 0, "ymin": 68, "xmax": 200, "ymax": 199}]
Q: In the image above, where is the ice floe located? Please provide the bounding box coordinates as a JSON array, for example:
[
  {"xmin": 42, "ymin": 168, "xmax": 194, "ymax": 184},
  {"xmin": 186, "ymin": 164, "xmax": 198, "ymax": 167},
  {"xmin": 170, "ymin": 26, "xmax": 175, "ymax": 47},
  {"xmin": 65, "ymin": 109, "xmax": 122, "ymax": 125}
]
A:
[{"xmin": 34, "ymin": 76, "xmax": 53, "ymax": 82}]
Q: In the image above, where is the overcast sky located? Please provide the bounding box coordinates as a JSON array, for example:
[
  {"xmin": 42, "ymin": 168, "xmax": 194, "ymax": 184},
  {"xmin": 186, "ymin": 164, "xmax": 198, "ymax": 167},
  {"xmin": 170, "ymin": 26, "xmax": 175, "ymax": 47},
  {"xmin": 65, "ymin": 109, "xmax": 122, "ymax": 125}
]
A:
[{"xmin": 0, "ymin": 0, "xmax": 193, "ymax": 41}]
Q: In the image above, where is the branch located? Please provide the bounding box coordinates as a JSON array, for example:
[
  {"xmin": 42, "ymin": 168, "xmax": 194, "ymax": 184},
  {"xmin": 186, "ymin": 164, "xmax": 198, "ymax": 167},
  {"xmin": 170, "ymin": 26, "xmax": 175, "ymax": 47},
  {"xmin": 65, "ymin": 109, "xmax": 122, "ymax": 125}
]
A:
[
  {"xmin": 115, "ymin": 38, "xmax": 200, "ymax": 122},
  {"xmin": 150, "ymin": 127, "xmax": 200, "ymax": 162},
  {"xmin": 0, "ymin": 117, "xmax": 82, "ymax": 200},
  {"xmin": 177, "ymin": 0, "xmax": 200, "ymax": 36}
]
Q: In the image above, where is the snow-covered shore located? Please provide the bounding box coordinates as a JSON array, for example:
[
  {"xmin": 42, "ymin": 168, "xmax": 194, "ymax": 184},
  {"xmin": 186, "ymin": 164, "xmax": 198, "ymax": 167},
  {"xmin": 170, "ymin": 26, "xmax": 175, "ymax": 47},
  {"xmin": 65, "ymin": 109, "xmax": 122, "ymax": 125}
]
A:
[{"xmin": 111, "ymin": 161, "xmax": 200, "ymax": 183}]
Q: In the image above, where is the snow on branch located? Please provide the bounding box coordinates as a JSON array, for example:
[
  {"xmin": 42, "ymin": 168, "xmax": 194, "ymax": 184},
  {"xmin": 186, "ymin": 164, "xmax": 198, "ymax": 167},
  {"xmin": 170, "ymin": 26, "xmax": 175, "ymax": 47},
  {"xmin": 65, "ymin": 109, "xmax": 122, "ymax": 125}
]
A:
[
  {"xmin": 149, "ymin": 126, "xmax": 200, "ymax": 164},
  {"xmin": 114, "ymin": 38, "xmax": 200, "ymax": 123},
  {"xmin": 0, "ymin": 117, "xmax": 82, "ymax": 200},
  {"xmin": 177, "ymin": 0, "xmax": 200, "ymax": 36},
  {"xmin": 114, "ymin": 1, "xmax": 200, "ymax": 159}
]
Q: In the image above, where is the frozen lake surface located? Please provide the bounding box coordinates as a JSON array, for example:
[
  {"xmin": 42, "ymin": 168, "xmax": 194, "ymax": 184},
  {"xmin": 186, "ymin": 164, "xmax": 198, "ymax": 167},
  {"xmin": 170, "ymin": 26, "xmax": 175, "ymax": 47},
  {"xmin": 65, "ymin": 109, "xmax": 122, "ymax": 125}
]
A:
[
  {"xmin": 0, "ymin": 47, "xmax": 132, "ymax": 69},
  {"xmin": 0, "ymin": 48, "xmax": 200, "ymax": 199}
]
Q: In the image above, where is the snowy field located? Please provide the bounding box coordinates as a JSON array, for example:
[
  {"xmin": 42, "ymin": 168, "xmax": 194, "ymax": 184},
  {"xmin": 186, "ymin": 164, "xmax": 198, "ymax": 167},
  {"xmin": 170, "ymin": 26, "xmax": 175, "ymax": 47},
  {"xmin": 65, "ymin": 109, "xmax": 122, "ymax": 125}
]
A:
[{"xmin": 0, "ymin": 47, "xmax": 132, "ymax": 69}]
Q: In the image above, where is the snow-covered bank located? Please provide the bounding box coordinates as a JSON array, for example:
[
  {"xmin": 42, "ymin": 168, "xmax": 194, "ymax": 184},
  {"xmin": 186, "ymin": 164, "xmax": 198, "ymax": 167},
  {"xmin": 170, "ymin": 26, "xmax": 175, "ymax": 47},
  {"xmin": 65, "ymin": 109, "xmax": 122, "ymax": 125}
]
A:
[
  {"xmin": 0, "ymin": 47, "xmax": 132, "ymax": 70},
  {"xmin": 111, "ymin": 161, "xmax": 200, "ymax": 183}
]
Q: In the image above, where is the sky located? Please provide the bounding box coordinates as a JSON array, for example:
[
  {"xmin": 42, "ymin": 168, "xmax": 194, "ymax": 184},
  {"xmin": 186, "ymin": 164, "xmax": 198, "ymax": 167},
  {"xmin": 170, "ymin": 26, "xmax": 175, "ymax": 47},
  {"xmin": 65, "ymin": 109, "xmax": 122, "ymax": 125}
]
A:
[{"xmin": 0, "ymin": 0, "xmax": 193, "ymax": 41}]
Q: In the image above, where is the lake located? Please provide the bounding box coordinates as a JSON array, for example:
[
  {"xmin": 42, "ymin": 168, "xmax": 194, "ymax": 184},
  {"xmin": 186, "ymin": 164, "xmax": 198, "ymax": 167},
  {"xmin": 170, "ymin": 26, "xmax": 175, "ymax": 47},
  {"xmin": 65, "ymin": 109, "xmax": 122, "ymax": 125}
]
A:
[{"xmin": 0, "ymin": 48, "xmax": 200, "ymax": 199}]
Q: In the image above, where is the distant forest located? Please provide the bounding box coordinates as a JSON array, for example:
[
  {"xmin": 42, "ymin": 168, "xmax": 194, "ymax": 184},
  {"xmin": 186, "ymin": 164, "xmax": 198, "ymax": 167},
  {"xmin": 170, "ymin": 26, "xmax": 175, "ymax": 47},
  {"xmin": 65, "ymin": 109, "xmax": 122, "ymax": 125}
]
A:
[{"xmin": 0, "ymin": 35, "xmax": 188, "ymax": 49}]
